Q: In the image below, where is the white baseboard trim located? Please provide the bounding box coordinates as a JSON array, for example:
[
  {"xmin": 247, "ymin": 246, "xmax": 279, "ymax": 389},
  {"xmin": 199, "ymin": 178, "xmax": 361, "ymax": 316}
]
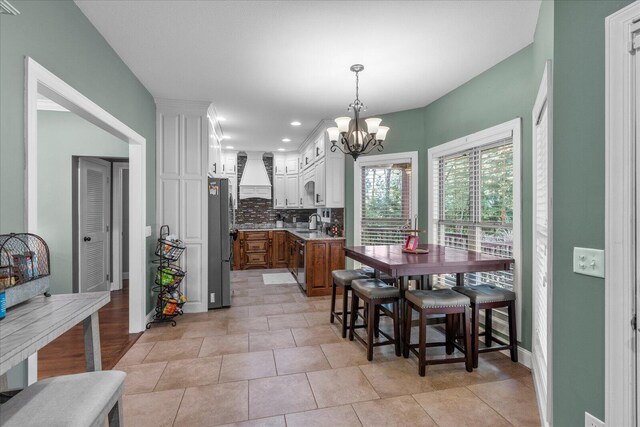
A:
[
  {"xmin": 500, "ymin": 345, "xmax": 532, "ymax": 369},
  {"xmin": 145, "ymin": 309, "xmax": 155, "ymax": 326}
]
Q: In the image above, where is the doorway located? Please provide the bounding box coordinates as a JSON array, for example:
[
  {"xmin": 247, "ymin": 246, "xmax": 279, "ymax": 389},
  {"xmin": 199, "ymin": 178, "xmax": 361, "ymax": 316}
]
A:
[
  {"xmin": 605, "ymin": 3, "xmax": 640, "ymax": 425},
  {"xmin": 532, "ymin": 60, "xmax": 552, "ymax": 427}
]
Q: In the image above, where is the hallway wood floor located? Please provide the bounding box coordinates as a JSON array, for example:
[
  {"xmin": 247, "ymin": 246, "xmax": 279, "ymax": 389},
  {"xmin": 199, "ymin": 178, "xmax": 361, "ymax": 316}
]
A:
[{"xmin": 38, "ymin": 282, "xmax": 141, "ymax": 380}]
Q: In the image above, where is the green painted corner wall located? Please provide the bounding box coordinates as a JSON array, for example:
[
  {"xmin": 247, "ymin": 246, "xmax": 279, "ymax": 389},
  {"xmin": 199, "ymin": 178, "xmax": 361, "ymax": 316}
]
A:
[
  {"xmin": 552, "ymin": 1, "xmax": 632, "ymax": 425},
  {"xmin": 0, "ymin": 0, "xmax": 157, "ymax": 313},
  {"xmin": 37, "ymin": 111, "xmax": 129, "ymax": 295},
  {"xmin": 345, "ymin": 0, "xmax": 553, "ymax": 354}
]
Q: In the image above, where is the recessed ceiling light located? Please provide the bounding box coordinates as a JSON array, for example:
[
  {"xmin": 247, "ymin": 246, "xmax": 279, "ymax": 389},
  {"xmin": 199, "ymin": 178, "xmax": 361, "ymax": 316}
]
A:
[
  {"xmin": 277, "ymin": 148, "xmax": 286, "ymax": 151},
  {"xmin": 220, "ymin": 135, "xmax": 231, "ymax": 140},
  {"xmin": 217, "ymin": 116, "xmax": 227, "ymax": 122},
  {"xmin": 226, "ymin": 145, "xmax": 234, "ymax": 149},
  {"xmin": 290, "ymin": 121, "xmax": 301, "ymax": 126},
  {"xmin": 282, "ymin": 138, "xmax": 291, "ymax": 142}
]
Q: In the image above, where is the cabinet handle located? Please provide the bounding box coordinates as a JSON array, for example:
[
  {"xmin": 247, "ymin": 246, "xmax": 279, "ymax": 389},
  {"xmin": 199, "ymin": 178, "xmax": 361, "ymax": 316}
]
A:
[
  {"xmin": 300, "ymin": 198, "xmax": 302, "ymax": 205},
  {"xmin": 234, "ymin": 165, "xmax": 236, "ymax": 172},
  {"xmin": 316, "ymin": 147, "xmax": 320, "ymax": 156},
  {"xmin": 316, "ymin": 194, "xmax": 319, "ymax": 203},
  {"xmin": 213, "ymin": 163, "xmax": 216, "ymax": 174},
  {"xmin": 222, "ymin": 164, "xmax": 225, "ymax": 172},
  {"xmin": 285, "ymin": 198, "xmax": 288, "ymax": 205},
  {"xmin": 285, "ymin": 166, "xmax": 288, "ymax": 173}
]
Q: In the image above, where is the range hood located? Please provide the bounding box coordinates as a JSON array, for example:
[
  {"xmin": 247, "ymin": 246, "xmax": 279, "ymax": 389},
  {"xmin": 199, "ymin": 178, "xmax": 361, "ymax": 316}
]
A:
[{"xmin": 239, "ymin": 152, "xmax": 272, "ymax": 200}]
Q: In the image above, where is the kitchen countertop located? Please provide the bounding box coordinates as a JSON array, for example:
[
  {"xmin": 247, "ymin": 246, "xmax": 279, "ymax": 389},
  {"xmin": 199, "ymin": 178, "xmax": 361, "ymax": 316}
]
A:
[{"xmin": 236, "ymin": 226, "xmax": 345, "ymax": 241}]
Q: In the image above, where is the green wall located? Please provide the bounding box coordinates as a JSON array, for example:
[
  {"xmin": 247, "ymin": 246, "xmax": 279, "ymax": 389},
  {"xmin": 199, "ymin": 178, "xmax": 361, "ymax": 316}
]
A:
[
  {"xmin": 552, "ymin": 1, "xmax": 632, "ymax": 425},
  {"xmin": 345, "ymin": 0, "xmax": 554, "ymax": 354},
  {"xmin": 37, "ymin": 111, "xmax": 129, "ymax": 295},
  {"xmin": 0, "ymin": 0, "xmax": 157, "ymax": 313}
]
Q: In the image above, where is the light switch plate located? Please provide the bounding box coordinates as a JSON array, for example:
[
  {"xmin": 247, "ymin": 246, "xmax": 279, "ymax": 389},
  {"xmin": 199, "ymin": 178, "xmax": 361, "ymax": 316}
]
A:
[
  {"xmin": 573, "ymin": 247, "xmax": 605, "ymax": 278},
  {"xmin": 585, "ymin": 412, "xmax": 604, "ymax": 427},
  {"xmin": 145, "ymin": 226, "xmax": 152, "ymax": 237}
]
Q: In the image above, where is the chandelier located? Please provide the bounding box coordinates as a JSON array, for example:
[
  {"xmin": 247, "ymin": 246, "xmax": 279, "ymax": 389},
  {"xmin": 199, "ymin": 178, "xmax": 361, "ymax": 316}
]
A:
[{"xmin": 327, "ymin": 64, "xmax": 389, "ymax": 161}]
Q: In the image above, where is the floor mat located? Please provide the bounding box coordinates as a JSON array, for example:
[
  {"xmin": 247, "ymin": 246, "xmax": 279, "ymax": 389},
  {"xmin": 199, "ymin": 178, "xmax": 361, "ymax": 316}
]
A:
[{"xmin": 262, "ymin": 272, "xmax": 297, "ymax": 285}]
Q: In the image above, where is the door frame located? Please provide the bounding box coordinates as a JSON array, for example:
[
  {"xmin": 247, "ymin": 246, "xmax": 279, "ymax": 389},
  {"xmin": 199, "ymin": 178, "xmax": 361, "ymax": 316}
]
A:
[
  {"xmin": 77, "ymin": 157, "xmax": 112, "ymax": 293},
  {"xmin": 112, "ymin": 162, "xmax": 129, "ymax": 291},
  {"xmin": 531, "ymin": 60, "xmax": 553, "ymax": 427},
  {"xmin": 25, "ymin": 57, "xmax": 147, "ymax": 335},
  {"xmin": 605, "ymin": 3, "xmax": 640, "ymax": 426}
]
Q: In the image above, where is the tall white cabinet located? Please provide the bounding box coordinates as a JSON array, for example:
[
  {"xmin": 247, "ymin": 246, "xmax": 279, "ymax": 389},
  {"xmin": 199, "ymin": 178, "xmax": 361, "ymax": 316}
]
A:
[{"xmin": 156, "ymin": 99, "xmax": 209, "ymax": 313}]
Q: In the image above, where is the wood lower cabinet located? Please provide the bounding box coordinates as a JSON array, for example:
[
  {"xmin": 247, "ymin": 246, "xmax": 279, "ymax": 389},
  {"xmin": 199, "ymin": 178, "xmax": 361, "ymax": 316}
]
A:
[
  {"xmin": 232, "ymin": 230, "xmax": 345, "ymax": 294},
  {"xmin": 272, "ymin": 231, "xmax": 288, "ymax": 268},
  {"xmin": 234, "ymin": 231, "xmax": 271, "ymax": 270},
  {"xmin": 306, "ymin": 239, "xmax": 345, "ymax": 297}
]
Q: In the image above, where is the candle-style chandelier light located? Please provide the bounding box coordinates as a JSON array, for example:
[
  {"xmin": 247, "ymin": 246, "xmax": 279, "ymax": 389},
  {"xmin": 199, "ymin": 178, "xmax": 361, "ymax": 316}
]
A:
[{"xmin": 327, "ymin": 64, "xmax": 389, "ymax": 161}]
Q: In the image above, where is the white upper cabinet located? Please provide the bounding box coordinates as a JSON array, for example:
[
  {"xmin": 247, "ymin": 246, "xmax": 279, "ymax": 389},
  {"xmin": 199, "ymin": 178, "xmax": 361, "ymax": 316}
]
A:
[
  {"xmin": 285, "ymin": 174, "xmax": 299, "ymax": 208},
  {"xmin": 274, "ymin": 174, "xmax": 286, "ymax": 208},
  {"xmin": 285, "ymin": 153, "xmax": 299, "ymax": 174},
  {"xmin": 314, "ymin": 158, "xmax": 325, "ymax": 206},
  {"xmin": 315, "ymin": 133, "xmax": 326, "ymax": 160},
  {"xmin": 274, "ymin": 154, "xmax": 286, "ymax": 175},
  {"xmin": 222, "ymin": 151, "xmax": 237, "ymax": 175},
  {"xmin": 273, "ymin": 120, "xmax": 344, "ymax": 209},
  {"xmin": 302, "ymin": 145, "xmax": 315, "ymax": 170}
]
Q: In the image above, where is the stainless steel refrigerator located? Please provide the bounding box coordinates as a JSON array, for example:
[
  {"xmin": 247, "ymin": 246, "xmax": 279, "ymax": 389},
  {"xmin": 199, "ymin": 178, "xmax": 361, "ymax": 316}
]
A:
[{"xmin": 208, "ymin": 177, "xmax": 233, "ymax": 309}]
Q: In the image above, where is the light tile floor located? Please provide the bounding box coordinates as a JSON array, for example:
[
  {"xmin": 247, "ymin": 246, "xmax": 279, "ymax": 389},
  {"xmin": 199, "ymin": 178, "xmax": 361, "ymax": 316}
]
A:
[{"xmin": 117, "ymin": 269, "xmax": 541, "ymax": 426}]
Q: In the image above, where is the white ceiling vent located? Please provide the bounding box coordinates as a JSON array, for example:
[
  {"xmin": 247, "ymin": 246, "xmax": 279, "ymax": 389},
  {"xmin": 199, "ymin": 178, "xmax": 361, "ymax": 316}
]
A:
[
  {"xmin": 0, "ymin": 0, "xmax": 20, "ymax": 15},
  {"xmin": 239, "ymin": 152, "xmax": 271, "ymax": 200}
]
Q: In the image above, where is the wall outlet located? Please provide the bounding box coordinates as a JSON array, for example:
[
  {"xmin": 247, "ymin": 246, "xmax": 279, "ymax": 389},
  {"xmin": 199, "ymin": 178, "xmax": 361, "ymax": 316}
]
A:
[
  {"xmin": 573, "ymin": 247, "xmax": 605, "ymax": 278},
  {"xmin": 585, "ymin": 412, "xmax": 604, "ymax": 427},
  {"xmin": 210, "ymin": 293, "xmax": 215, "ymax": 303}
]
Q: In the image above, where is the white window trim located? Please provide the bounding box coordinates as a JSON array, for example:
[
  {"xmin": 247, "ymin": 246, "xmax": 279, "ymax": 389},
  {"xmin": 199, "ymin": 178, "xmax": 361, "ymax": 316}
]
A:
[
  {"xmin": 353, "ymin": 151, "xmax": 419, "ymax": 246},
  {"xmin": 427, "ymin": 118, "xmax": 522, "ymax": 340}
]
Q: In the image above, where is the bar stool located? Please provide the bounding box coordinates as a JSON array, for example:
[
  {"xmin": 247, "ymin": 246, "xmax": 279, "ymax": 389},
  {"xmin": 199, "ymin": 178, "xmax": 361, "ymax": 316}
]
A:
[
  {"xmin": 452, "ymin": 284, "xmax": 517, "ymax": 368},
  {"xmin": 330, "ymin": 270, "xmax": 370, "ymax": 338},
  {"xmin": 349, "ymin": 278, "xmax": 401, "ymax": 361},
  {"xmin": 403, "ymin": 289, "xmax": 473, "ymax": 376}
]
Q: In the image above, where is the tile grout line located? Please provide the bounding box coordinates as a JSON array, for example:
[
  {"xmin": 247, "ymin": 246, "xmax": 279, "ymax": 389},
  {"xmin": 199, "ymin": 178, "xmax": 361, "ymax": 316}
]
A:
[
  {"xmin": 464, "ymin": 381, "xmax": 516, "ymax": 426},
  {"xmin": 408, "ymin": 393, "xmax": 441, "ymax": 427},
  {"xmin": 170, "ymin": 388, "xmax": 186, "ymax": 427}
]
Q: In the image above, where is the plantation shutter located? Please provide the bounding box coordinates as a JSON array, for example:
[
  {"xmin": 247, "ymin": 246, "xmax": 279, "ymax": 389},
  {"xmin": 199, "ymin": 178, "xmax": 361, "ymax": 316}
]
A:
[
  {"xmin": 360, "ymin": 161, "xmax": 413, "ymax": 245},
  {"xmin": 432, "ymin": 136, "xmax": 514, "ymax": 289}
]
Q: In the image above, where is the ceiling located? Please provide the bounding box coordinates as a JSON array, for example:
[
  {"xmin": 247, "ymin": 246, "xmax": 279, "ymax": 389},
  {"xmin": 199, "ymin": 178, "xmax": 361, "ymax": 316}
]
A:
[{"xmin": 75, "ymin": 0, "xmax": 541, "ymax": 153}]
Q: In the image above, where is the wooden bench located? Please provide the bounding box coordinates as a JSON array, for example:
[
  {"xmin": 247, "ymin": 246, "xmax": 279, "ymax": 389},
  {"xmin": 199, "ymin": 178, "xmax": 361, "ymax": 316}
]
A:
[{"xmin": 0, "ymin": 371, "xmax": 126, "ymax": 427}]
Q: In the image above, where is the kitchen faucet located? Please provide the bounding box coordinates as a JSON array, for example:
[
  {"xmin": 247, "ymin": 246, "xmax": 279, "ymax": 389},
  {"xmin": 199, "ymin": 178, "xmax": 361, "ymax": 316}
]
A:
[{"xmin": 308, "ymin": 213, "xmax": 322, "ymax": 231}]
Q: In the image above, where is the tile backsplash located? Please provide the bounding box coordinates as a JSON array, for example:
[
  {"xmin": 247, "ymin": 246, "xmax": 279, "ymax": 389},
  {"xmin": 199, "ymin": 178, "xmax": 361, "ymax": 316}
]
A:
[{"xmin": 235, "ymin": 154, "xmax": 316, "ymax": 225}]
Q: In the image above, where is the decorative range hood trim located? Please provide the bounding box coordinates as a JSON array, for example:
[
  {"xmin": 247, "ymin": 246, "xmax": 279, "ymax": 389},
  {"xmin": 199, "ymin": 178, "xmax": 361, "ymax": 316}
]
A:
[{"xmin": 239, "ymin": 151, "xmax": 272, "ymax": 200}]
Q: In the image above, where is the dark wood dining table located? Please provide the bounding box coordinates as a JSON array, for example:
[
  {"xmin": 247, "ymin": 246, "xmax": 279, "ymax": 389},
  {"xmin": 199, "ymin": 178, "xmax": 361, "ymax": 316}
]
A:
[
  {"xmin": 344, "ymin": 243, "xmax": 514, "ymax": 288},
  {"xmin": 343, "ymin": 243, "xmax": 514, "ymax": 347}
]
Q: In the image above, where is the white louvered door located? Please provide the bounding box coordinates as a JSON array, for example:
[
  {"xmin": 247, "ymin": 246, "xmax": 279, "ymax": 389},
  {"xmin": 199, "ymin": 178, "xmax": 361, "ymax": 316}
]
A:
[
  {"xmin": 79, "ymin": 158, "xmax": 111, "ymax": 293},
  {"xmin": 532, "ymin": 61, "xmax": 552, "ymax": 426}
]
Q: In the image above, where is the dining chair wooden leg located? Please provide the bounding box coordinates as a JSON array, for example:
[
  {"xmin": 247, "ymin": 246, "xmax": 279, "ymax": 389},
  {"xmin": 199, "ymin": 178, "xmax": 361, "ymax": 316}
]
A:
[
  {"xmin": 445, "ymin": 313, "xmax": 454, "ymax": 355},
  {"xmin": 463, "ymin": 307, "xmax": 473, "ymax": 372},
  {"xmin": 366, "ymin": 301, "xmax": 375, "ymax": 361},
  {"xmin": 341, "ymin": 287, "xmax": 349, "ymax": 338},
  {"xmin": 330, "ymin": 281, "xmax": 337, "ymax": 323},
  {"xmin": 393, "ymin": 300, "xmax": 401, "ymax": 356},
  {"xmin": 418, "ymin": 310, "xmax": 427, "ymax": 376},
  {"xmin": 508, "ymin": 301, "xmax": 518, "ymax": 362},
  {"xmin": 349, "ymin": 294, "xmax": 359, "ymax": 341},
  {"xmin": 403, "ymin": 301, "xmax": 412, "ymax": 358},
  {"xmin": 472, "ymin": 303, "xmax": 481, "ymax": 369},
  {"xmin": 485, "ymin": 308, "xmax": 493, "ymax": 348},
  {"xmin": 373, "ymin": 306, "xmax": 380, "ymax": 338}
]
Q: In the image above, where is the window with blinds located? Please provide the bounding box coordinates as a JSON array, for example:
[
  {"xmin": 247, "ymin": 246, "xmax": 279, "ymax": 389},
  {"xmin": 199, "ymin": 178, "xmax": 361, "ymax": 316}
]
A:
[
  {"xmin": 359, "ymin": 161, "xmax": 413, "ymax": 245},
  {"xmin": 432, "ymin": 138, "xmax": 514, "ymax": 290}
]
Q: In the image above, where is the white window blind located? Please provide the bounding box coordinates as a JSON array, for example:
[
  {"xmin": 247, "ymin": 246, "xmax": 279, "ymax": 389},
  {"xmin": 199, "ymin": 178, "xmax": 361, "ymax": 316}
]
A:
[
  {"xmin": 359, "ymin": 162, "xmax": 413, "ymax": 245},
  {"xmin": 432, "ymin": 138, "xmax": 514, "ymax": 290}
]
